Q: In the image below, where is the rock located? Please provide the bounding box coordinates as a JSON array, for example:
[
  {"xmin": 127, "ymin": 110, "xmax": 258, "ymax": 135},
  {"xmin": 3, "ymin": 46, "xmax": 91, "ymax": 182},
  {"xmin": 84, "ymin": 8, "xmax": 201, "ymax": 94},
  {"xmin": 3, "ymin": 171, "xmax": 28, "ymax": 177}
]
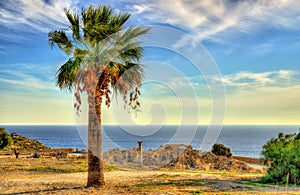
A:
[
  {"xmin": 165, "ymin": 146, "xmax": 256, "ymax": 172},
  {"xmin": 103, "ymin": 144, "xmax": 191, "ymax": 166},
  {"xmin": 103, "ymin": 144, "xmax": 256, "ymax": 172}
]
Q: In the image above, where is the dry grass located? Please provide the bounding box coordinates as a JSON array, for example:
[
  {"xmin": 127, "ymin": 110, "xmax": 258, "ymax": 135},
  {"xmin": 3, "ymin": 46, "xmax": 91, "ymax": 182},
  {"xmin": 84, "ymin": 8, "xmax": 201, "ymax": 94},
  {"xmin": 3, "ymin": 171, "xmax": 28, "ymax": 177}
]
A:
[
  {"xmin": 0, "ymin": 157, "xmax": 300, "ymax": 194},
  {"xmin": 0, "ymin": 157, "xmax": 121, "ymax": 173}
]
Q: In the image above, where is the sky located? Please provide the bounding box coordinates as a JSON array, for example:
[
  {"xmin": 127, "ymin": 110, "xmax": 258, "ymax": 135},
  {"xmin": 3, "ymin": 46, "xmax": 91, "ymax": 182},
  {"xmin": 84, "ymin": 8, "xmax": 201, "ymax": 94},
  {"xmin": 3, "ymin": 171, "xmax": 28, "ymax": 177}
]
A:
[{"xmin": 0, "ymin": 0, "xmax": 300, "ymax": 125}]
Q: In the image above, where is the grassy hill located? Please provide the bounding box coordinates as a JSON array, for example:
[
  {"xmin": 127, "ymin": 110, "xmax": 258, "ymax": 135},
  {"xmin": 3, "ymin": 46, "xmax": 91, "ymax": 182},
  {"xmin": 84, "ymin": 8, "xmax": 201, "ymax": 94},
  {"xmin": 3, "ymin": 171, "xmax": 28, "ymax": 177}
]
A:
[{"xmin": 0, "ymin": 128, "xmax": 50, "ymax": 152}]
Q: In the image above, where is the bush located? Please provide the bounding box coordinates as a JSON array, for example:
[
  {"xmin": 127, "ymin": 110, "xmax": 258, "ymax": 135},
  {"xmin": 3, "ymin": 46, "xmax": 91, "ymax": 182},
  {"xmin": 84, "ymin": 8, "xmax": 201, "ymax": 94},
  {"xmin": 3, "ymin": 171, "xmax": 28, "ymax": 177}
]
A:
[
  {"xmin": 33, "ymin": 152, "xmax": 40, "ymax": 158},
  {"xmin": 211, "ymin": 143, "xmax": 232, "ymax": 158},
  {"xmin": 262, "ymin": 130, "xmax": 300, "ymax": 184},
  {"xmin": 0, "ymin": 128, "xmax": 12, "ymax": 149}
]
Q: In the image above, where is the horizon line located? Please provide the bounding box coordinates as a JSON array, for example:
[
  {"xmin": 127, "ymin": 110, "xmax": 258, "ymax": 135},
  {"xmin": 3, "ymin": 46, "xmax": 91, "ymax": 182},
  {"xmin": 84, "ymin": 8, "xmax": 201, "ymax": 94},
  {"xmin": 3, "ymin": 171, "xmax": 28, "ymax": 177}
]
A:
[{"xmin": 1, "ymin": 123, "xmax": 299, "ymax": 126}]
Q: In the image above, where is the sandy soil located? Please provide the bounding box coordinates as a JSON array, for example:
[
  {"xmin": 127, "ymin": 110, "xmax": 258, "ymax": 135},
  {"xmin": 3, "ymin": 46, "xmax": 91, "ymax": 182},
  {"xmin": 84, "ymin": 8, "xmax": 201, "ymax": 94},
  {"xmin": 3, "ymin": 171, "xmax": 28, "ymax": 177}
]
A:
[{"xmin": 0, "ymin": 158, "xmax": 299, "ymax": 195}]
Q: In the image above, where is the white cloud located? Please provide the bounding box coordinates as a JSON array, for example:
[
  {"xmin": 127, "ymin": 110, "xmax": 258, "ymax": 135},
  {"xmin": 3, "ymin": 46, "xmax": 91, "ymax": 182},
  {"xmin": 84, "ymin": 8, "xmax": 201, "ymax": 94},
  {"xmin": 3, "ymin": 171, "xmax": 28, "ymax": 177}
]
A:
[
  {"xmin": 0, "ymin": 0, "xmax": 77, "ymax": 33},
  {"xmin": 108, "ymin": 69, "xmax": 300, "ymax": 125},
  {"xmin": 132, "ymin": 5, "xmax": 150, "ymax": 14},
  {"xmin": 277, "ymin": 70, "xmax": 295, "ymax": 79},
  {"xmin": 0, "ymin": 71, "xmax": 55, "ymax": 91},
  {"xmin": 125, "ymin": 0, "xmax": 300, "ymax": 43},
  {"xmin": 2, "ymin": 0, "xmax": 300, "ymax": 45},
  {"xmin": 251, "ymin": 42, "xmax": 275, "ymax": 55},
  {"xmin": 214, "ymin": 70, "xmax": 299, "ymax": 89},
  {"xmin": 224, "ymin": 82, "xmax": 300, "ymax": 124},
  {"xmin": 0, "ymin": 63, "xmax": 58, "ymax": 92}
]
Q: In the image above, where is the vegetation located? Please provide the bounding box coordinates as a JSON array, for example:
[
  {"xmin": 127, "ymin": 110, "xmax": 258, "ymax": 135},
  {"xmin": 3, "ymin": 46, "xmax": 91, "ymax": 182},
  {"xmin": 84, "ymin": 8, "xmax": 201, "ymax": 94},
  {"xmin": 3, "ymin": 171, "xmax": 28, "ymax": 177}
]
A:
[
  {"xmin": 211, "ymin": 143, "xmax": 232, "ymax": 158},
  {"xmin": 48, "ymin": 4, "xmax": 149, "ymax": 187},
  {"xmin": 0, "ymin": 128, "xmax": 12, "ymax": 150},
  {"xmin": 11, "ymin": 135, "xmax": 50, "ymax": 151},
  {"xmin": 261, "ymin": 130, "xmax": 300, "ymax": 184},
  {"xmin": 135, "ymin": 179, "xmax": 211, "ymax": 188},
  {"xmin": 0, "ymin": 129, "xmax": 49, "ymax": 152},
  {"xmin": 0, "ymin": 158, "xmax": 122, "ymax": 173},
  {"xmin": 1, "ymin": 158, "xmax": 276, "ymax": 194}
]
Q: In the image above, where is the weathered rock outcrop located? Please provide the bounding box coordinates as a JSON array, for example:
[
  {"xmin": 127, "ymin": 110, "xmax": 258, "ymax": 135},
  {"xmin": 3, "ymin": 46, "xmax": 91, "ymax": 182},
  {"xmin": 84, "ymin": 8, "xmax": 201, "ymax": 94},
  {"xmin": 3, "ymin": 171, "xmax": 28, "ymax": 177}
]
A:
[
  {"xmin": 104, "ymin": 144, "xmax": 189, "ymax": 166},
  {"xmin": 166, "ymin": 146, "xmax": 255, "ymax": 172},
  {"xmin": 104, "ymin": 144, "xmax": 256, "ymax": 172}
]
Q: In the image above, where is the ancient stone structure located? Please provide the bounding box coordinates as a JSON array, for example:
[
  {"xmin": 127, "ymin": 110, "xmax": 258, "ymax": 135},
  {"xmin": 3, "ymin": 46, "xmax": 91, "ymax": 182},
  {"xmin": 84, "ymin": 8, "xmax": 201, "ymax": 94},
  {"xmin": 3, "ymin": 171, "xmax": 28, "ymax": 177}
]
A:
[
  {"xmin": 103, "ymin": 144, "xmax": 257, "ymax": 172},
  {"xmin": 166, "ymin": 146, "xmax": 256, "ymax": 172},
  {"xmin": 103, "ymin": 144, "xmax": 190, "ymax": 166}
]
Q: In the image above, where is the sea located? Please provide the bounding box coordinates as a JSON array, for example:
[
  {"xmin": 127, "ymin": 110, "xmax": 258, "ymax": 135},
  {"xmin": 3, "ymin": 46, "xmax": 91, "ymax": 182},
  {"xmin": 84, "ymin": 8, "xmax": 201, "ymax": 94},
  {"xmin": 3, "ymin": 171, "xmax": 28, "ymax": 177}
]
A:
[{"xmin": 1, "ymin": 125, "xmax": 299, "ymax": 158}]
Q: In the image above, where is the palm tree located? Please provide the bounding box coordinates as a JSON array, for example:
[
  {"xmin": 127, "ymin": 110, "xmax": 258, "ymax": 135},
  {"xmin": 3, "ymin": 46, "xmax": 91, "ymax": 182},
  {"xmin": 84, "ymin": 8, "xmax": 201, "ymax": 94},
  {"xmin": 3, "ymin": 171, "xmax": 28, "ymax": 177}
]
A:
[{"xmin": 48, "ymin": 5, "xmax": 149, "ymax": 187}]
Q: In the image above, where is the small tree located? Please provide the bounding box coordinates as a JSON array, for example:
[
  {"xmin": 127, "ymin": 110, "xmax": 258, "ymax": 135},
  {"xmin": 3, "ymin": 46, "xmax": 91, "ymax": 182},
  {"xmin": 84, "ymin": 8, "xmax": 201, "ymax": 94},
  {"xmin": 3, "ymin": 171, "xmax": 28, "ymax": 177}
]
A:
[
  {"xmin": 211, "ymin": 143, "xmax": 232, "ymax": 158},
  {"xmin": 0, "ymin": 128, "xmax": 12, "ymax": 150},
  {"xmin": 262, "ymin": 131, "xmax": 300, "ymax": 184}
]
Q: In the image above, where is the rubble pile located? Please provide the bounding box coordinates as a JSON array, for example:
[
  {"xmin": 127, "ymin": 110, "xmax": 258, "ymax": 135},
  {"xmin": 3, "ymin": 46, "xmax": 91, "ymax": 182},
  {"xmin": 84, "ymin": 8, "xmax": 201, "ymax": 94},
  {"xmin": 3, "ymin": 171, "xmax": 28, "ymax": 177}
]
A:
[
  {"xmin": 104, "ymin": 144, "xmax": 188, "ymax": 166},
  {"xmin": 167, "ymin": 146, "xmax": 255, "ymax": 172},
  {"xmin": 104, "ymin": 144, "xmax": 257, "ymax": 172}
]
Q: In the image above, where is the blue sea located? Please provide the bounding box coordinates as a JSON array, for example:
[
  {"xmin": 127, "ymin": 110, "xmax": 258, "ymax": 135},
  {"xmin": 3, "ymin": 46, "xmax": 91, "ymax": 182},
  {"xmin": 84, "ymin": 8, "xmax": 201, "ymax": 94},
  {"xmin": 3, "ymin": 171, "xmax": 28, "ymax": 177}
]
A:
[{"xmin": 1, "ymin": 125, "xmax": 299, "ymax": 158}]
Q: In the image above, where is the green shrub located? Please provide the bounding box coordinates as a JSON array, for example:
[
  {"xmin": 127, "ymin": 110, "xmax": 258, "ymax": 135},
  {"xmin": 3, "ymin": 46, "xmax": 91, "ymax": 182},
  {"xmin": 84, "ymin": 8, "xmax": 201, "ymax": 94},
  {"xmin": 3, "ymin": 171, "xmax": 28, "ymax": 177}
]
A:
[
  {"xmin": 262, "ymin": 130, "xmax": 300, "ymax": 184},
  {"xmin": 211, "ymin": 143, "xmax": 232, "ymax": 157},
  {"xmin": 0, "ymin": 128, "xmax": 12, "ymax": 149}
]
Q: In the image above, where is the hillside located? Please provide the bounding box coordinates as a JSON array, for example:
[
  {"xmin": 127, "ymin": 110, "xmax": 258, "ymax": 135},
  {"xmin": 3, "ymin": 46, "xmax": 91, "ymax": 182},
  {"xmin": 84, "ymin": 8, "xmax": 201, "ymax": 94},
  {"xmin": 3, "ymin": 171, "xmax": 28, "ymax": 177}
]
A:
[{"xmin": 0, "ymin": 128, "xmax": 50, "ymax": 152}]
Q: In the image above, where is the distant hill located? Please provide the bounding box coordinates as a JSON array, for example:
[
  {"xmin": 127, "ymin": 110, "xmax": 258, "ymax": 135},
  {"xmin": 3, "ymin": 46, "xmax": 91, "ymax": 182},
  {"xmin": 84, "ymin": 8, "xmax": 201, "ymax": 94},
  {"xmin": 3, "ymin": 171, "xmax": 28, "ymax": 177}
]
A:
[{"xmin": 0, "ymin": 128, "xmax": 50, "ymax": 152}]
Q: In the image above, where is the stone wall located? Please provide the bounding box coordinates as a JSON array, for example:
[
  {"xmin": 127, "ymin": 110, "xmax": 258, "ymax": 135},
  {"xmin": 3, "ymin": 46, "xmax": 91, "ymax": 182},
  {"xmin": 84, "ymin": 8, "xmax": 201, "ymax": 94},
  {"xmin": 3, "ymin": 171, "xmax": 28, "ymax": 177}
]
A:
[
  {"xmin": 103, "ymin": 144, "xmax": 192, "ymax": 166},
  {"xmin": 104, "ymin": 144, "xmax": 259, "ymax": 172},
  {"xmin": 232, "ymin": 156, "xmax": 261, "ymax": 164}
]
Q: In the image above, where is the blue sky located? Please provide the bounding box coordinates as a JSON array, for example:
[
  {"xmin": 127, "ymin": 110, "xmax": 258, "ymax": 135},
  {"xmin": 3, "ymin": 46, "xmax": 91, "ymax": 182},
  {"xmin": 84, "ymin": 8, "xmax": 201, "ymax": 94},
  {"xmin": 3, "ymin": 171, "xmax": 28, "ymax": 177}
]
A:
[{"xmin": 0, "ymin": 0, "xmax": 300, "ymax": 125}]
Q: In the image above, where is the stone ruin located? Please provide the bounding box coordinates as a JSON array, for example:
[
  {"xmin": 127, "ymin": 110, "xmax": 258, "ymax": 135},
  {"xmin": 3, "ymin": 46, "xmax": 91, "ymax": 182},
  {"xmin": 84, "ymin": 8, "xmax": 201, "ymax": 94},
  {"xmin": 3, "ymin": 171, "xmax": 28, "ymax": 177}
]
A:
[
  {"xmin": 103, "ymin": 144, "xmax": 189, "ymax": 166},
  {"xmin": 103, "ymin": 144, "xmax": 258, "ymax": 172},
  {"xmin": 166, "ymin": 145, "xmax": 256, "ymax": 172}
]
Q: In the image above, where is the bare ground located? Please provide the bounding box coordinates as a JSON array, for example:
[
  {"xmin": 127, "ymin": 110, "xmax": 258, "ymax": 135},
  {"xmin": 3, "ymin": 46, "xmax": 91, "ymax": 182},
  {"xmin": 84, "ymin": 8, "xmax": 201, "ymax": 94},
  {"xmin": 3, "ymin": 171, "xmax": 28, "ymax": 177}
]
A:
[{"xmin": 0, "ymin": 158, "xmax": 299, "ymax": 195}]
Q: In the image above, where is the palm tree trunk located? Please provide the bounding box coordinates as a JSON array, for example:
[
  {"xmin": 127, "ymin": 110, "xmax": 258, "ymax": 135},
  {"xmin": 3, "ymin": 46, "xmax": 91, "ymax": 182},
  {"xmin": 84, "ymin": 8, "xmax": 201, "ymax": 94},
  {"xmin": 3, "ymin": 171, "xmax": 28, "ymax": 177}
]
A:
[{"xmin": 87, "ymin": 94, "xmax": 105, "ymax": 187}]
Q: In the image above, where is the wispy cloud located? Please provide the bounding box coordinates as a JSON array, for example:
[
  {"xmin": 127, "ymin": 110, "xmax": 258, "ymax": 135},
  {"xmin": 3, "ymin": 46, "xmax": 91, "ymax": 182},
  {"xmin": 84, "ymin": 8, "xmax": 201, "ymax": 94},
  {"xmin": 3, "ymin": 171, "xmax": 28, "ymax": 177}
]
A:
[
  {"xmin": 214, "ymin": 70, "xmax": 299, "ymax": 89},
  {"xmin": 131, "ymin": 69, "xmax": 300, "ymax": 124},
  {"xmin": 141, "ymin": 69, "xmax": 300, "ymax": 100},
  {"xmin": 0, "ymin": 45, "xmax": 7, "ymax": 55},
  {"xmin": 0, "ymin": 71, "xmax": 55, "ymax": 91},
  {"xmin": 0, "ymin": 63, "xmax": 57, "ymax": 92},
  {"xmin": 0, "ymin": 0, "xmax": 78, "ymax": 34},
  {"xmin": 250, "ymin": 42, "xmax": 275, "ymax": 55},
  {"xmin": 2, "ymin": 0, "xmax": 299, "ymax": 45},
  {"xmin": 146, "ymin": 69, "xmax": 299, "ymax": 98},
  {"xmin": 122, "ymin": 0, "xmax": 300, "ymax": 44}
]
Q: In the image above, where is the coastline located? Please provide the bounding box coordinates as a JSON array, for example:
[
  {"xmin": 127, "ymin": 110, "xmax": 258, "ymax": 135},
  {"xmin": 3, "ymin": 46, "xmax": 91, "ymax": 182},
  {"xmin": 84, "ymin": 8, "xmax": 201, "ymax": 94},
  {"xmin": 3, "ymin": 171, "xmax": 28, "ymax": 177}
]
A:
[
  {"xmin": 2, "ymin": 129, "xmax": 300, "ymax": 194},
  {"xmin": 1, "ymin": 124, "xmax": 299, "ymax": 158}
]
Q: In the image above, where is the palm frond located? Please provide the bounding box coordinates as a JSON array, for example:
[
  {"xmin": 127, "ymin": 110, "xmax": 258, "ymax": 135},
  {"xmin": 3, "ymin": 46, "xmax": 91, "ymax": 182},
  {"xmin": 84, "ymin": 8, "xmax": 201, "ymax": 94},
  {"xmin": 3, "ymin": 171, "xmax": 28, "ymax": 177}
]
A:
[
  {"xmin": 48, "ymin": 30, "xmax": 73, "ymax": 55},
  {"xmin": 65, "ymin": 8, "xmax": 81, "ymax": 41},
  {"xmin": 112, "ymin": 26, "xmax": 150, "ymax": 61},
  {"xmin": 82, "ymin": 5, "xmax": 134, "ymax": 45},
  {"xmin": 50, "ymin": 4, "xmax": 150, "ymax": 111},
  {"xmin": 109, "ymin": 12, "xmax": 131, "ymax": 29},
  {"xmin": 120, "ymin": 47, "xmax": 144, "ymax": 62},
  {"xmin": 110, "ymin": 61, "xmax": 144, "ymax": 95},
  {"xmin": 56, "ymin": 57, "xmax": 82, "ymax": 91},
  {"xmin": 74, "ymin": 48, "xmax": 89, "ymax": 59},
  {"xmin": 120, "ymin": 26, "xmax": 151, "ymax": 43}
]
